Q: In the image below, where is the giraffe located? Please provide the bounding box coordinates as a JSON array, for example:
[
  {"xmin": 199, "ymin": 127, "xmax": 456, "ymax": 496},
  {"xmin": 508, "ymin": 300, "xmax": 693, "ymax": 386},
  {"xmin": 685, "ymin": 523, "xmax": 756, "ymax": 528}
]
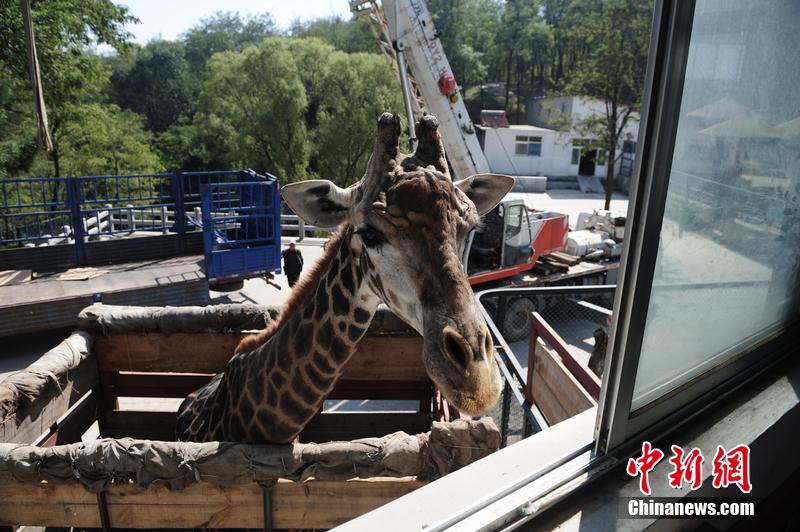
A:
[{"xmin": 176, "ymin": 112, "xmax": 514, "ymax": 444}]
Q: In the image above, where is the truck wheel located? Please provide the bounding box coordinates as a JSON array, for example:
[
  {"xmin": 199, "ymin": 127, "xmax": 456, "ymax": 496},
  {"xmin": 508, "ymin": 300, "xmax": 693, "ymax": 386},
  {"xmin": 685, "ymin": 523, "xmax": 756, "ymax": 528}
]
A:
[
  {"xmin": 503, "ymin": 297, "xmax": 538, "ymax": 342},
  {"xmin": 211, "ymin": 279, "xmax": 245, "ymax": 292}
]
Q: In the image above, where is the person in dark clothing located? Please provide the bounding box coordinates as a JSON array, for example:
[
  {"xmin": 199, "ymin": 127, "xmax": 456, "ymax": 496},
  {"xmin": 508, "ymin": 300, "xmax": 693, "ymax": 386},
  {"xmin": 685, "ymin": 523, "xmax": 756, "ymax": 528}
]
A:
[{"xmin": 282, "ymin": 242, "xmax": 304, "ymax": 287}]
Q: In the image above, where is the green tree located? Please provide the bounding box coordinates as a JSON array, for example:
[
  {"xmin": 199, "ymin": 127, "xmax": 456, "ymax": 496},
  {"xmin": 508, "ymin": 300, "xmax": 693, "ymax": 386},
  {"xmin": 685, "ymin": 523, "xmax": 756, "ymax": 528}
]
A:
[
  {"xmin": 156, "ymin": 121, "xmax": 206, "ymax": 172},
  {"xmin": 290, "ymin": 16, "xmax": 376, "ymax": 54},
  {"xmin": 495, "ymin": 1, "xmax": 547, "ymax": 115},
  {"xmin": 111, "ymin": 40, "xmax": 194, "ymax": 133},
  {"xmin": 563, "ymin": 0, "xmax": 652, "ymax": 208},
  {"xmin": 426, "ymin": 0, "xmax": 502, "ymax": 87},
  {"xmin": 0, "ymin": 0, "xmax": 135, "ymax": 178},
  {"xmin": 54, "ymin": 104, "xmax": 163, "ymax": 176},
  {"xmin": 0, "ymin": 61, "xmax": 38, "ymax": 178},
  {"xmin": 182, "ymin": 12, "xmax": 277, "ymax": 73},
  {"xmin": 313, "ymin": 52, "xmax": 405, "ymax": 186},
  {"xmin": 194, "ymin": 38, "xmax": 309, "ymax": 181}
]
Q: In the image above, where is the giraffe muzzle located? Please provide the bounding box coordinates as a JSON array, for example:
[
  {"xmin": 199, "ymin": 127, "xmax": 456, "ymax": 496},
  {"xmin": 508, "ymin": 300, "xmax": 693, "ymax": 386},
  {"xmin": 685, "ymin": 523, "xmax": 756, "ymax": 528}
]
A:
[{"xmin": 428, "ymin": 323, "xmax": 501, "ymax": 416}]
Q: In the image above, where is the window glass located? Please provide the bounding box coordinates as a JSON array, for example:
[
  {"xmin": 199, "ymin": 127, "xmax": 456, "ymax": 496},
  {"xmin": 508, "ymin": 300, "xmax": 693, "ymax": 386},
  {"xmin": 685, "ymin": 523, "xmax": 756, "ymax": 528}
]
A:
[
  {"xmin": 505, "ymin": 206, "xmax": 524, "ymax": 244},
  {"xmin": 571, "ymin": 148, "xmax": 580, "ymax": 165},
  {"xmin": 623, "ymin": 140, "xmax": 636, "ymax": 154},
  {"xmin": 502, "ymin": 205, "xmax": 530, "ymax": 267},
  {"xmin": 527, "ymin": 138, "xmax": 542, "ymax": 156},
  {"xmin": 632, "ymin": 0, "xmax": 800, "ymax": 409}
]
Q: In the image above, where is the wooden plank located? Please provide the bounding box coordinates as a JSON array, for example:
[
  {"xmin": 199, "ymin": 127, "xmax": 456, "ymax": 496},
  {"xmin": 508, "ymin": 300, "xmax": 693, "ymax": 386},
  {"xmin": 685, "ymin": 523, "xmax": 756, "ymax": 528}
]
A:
[
  {"xmin": 0, "ymin": 478, "xmax": 424, "ymax": 529},
  {"xmin": 530, "ymin": 312, "xmax": 601, "ymax": 399},
  {"xmin": 300, "ymin": 411, "xmax": 432, "ymax": 443},
  {"xmin": 529, "ymin": 340, "xmax": 595, "ymax": 425},
  {"xmin": 33, "ymin": 390, "xmax": 98, "ymax": 447},
  {"xmin": 0, "ymin": 356, "xmax": 98, "ymax": 444},
  {"xmin": 95, "ymin": 333, "xmax": 245, "ymax": 373},
  {"xmin": 94, "ymin": 333, "xmax": 427, "ymax": 381},
  {"xmin": 345, "ymin": 336, "xmax": 426, "ymax": 381}
]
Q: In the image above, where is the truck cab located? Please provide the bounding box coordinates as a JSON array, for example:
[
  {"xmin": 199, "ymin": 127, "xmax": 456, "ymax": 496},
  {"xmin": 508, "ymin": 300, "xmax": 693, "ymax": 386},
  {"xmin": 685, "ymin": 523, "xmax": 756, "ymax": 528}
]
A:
[{"xmin": 465, "ymin": 199, "xmax": 568, "ymax": 286}]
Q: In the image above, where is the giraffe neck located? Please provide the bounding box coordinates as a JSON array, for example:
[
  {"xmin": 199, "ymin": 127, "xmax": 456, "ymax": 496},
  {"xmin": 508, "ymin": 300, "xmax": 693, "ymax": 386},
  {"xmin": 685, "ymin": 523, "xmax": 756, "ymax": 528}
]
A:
[{"xmin": 227, "ymin": 229, "xmax": 380, "ymax": 443}]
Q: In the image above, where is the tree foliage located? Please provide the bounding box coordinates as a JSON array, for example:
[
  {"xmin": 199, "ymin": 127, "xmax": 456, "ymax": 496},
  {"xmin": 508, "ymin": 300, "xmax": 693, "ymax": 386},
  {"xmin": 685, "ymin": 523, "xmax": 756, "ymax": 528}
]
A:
[
  {"xmin": 110, "ymin": 40, "xmax": 194, "ymax": 132},
  {"xmin": 290, "ymin": 16, "xmax": 376, "ymax": 54},
  {"xmin": 0, "ymin": 0, "xmax": 135, "ymax": 177},
  {"xmin": 195, "ymin": 38, "xmax": 309, "ymax": 181},
  {"xmin": 193, "ymin": 37, "xmax": 403, "ymax": 184},
  {"xmin": 312, "ymin": 52, "xmax": 405, "ymax": 185},
  {"xmin": 0, "ymin": 1, "xmax": 654, "ymax": 195},
  {"xmin": 28, "ymin": 103, "xmax": 163, "ymax": 177},
  {"xmin": 561, "ymin": 0, "xmax": 653, "ymax": 207},
  {"xmin": 182, "ymin": 11, "xmax": 277, "ymax": 73}
]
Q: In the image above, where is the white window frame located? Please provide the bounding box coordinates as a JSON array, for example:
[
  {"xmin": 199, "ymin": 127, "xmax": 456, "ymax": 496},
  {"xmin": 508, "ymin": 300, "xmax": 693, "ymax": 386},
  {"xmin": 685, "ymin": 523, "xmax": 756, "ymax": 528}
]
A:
[{"xmin": 514, "ymin": 136, "xmax": 542, "ymax": 157}]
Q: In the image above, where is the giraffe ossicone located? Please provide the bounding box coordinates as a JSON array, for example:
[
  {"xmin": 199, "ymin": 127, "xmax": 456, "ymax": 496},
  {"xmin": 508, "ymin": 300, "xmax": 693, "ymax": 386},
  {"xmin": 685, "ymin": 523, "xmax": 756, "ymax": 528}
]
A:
[{"xmin": 176, "ymin": 112, "xmax": 514, "ymax": 444}]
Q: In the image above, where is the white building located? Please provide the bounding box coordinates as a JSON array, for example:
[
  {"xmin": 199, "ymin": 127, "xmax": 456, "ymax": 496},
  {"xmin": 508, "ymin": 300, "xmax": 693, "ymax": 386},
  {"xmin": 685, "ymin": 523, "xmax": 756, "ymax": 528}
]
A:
[{"xmin": 476, "ymin": 96, "xmax": 639, "ymax": 180}]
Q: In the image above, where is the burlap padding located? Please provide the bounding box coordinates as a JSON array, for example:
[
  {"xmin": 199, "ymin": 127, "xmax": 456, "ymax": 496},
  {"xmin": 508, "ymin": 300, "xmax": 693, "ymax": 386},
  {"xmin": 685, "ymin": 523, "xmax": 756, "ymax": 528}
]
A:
[
  {"xmin": 0, "ymin": 331, "xmax": 92, "ymax": 422},
  {"xmin": 76, "ymin": 303, "xmax": 416, "ymax": 336},
  {"xmin": 77, "ymin": 303, "xmax": 277, "ymax": 336},
  {"xmin": 0, "ymin": 418, "xmax": 500, "ymax": 491}
]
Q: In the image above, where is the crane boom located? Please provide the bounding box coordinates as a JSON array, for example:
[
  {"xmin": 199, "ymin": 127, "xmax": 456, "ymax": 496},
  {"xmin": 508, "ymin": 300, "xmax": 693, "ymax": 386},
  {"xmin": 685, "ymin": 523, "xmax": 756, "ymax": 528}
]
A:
[{"xmin": 351, "ymin": 0, "xmax": 490, "ymax": 179}]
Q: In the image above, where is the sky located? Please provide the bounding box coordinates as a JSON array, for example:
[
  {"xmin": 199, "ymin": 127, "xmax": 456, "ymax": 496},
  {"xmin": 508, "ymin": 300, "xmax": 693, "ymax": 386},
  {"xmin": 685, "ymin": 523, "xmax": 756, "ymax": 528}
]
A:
[{"xmin": 117, "ymin": 0, "xmax": 352, "ymax": 43}]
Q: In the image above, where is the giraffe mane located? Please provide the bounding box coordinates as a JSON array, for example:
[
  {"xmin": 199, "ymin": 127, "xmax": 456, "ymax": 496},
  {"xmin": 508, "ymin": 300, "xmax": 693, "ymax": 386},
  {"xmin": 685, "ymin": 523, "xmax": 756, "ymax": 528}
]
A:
[{"xmin": 235, "ymin": 224, "xmax": 349, "ymax": 354}]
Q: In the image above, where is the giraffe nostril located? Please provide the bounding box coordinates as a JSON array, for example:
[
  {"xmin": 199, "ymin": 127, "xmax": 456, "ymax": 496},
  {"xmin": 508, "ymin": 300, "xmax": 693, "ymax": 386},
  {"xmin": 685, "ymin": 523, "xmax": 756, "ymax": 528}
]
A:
[
  {"xmin": 482, "ymin": 327, "xmax": 494, "ymax": 359},
  {"xmin": 443, "ymin": 329, "xmax": 471, "ymax": 369}
]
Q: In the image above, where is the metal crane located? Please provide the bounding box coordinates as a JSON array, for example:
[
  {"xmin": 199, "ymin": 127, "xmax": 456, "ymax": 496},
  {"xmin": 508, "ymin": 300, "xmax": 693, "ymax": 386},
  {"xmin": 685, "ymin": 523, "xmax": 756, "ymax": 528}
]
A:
[{"xmin": 350, "ymin": 0, "xmax": 490, "ymax": 180}]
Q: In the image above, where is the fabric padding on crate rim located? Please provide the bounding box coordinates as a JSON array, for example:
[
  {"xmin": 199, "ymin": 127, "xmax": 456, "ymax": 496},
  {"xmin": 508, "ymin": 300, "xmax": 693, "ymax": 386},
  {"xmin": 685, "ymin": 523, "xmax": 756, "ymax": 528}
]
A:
[
  {"xmin": 77, "ymin": 303, "xmax": 277, "ymax": 336},
  {"xmin": 0, "ymin": 418, "xmax": 500, "ymax": 492},
  {"xmin": 0, "ymin": 330, "xmax": 92, "ymax": 422}
]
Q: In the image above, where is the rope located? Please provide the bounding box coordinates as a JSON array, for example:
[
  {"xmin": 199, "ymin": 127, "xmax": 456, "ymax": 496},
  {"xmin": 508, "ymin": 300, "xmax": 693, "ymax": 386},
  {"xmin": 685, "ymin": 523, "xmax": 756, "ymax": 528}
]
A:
[{"xmin": 19, "ymin": 0, "xmax": 54, "ymax": 154}]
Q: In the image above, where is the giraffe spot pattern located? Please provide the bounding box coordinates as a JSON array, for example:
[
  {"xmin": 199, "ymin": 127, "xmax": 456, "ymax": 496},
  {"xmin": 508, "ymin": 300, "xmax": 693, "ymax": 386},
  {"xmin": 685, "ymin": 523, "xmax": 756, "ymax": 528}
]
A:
[
  {"xmin": 354, "ymin": 307, "xmax": 370, "ymax": 323},
  {"xmin": 332, "ymin": 284, "xmax": 349, "ymax": 316}
]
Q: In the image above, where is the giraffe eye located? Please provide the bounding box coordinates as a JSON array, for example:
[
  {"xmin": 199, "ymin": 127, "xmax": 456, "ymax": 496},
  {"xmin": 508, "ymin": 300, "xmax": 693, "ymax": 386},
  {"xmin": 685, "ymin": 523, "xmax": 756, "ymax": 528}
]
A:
[{"xmin": 355, "ymin": 225, "xmax": 385, "ymax": 247}]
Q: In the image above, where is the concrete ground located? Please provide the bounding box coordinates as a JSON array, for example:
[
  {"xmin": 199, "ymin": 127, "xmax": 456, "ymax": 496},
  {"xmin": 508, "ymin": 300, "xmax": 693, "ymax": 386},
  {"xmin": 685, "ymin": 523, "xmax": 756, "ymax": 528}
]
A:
[
  {"xmin": 508, "ymin": 188, "xmax": 630, "ymax": 228},
  {"xmin": 210, "ymin": 237, "xmax": 328, "ymax": 307}
]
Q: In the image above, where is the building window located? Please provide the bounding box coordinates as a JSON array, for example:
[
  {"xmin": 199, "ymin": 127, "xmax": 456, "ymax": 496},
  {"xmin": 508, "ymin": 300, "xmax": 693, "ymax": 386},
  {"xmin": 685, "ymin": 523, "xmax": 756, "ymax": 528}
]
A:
[
  {"xmin": 623, "ymin": 140, "xmax": 636, "ymax": 154},
  {"xmin": 571, "ymin": 147, "xmax": 580, "ymax": 165},
  {"xmin": 515, "ymin": 136, "xmax": 542, "ymax": 156}
]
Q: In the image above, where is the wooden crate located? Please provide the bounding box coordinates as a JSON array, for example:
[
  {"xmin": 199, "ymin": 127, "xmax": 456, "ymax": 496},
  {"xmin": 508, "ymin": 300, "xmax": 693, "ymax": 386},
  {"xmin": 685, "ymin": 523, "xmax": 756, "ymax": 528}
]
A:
[
  {"xmin": 524, "ymin": 312, "xmax": 599, "ymax": 425},
  {"xmin": 0, "ymin": 305, "xmax": 467, "ymax": 530}
]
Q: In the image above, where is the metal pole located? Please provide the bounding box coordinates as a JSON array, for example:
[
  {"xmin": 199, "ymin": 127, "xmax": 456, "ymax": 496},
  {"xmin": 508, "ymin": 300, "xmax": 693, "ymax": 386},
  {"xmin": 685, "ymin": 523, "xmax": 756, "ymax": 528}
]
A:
[
  {"xmin": 261, "ymin": 484, "xmax": 273, "ymax": 531},
  {"xmin": 66, "ymin": 177, "xmax": 86, "ymax": 266},
  {"xmin": 395, "ymin": 42, "xmax": 418, "ymax": 151},
  {"xmin": 161, "ymin": 205, "xmax": 168, "ymax": 235},
  {"xmin": 500, "ymin": 380, "xmax": 511, "ymax": 448},
  {"xmin": 173, "ymin": 172, "xmax": 186, "ymax": 253}
]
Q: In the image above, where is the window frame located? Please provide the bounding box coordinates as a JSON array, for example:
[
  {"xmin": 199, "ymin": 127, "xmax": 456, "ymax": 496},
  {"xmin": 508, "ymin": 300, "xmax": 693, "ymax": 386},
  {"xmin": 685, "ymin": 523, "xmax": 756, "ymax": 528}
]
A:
[
  {"xmin": 594, "ymin": 0, "xmax": 799, "ymax": 454},
  {"xmin": 514, "ymin": 135, "xmax": 543, "ymax": 157}
]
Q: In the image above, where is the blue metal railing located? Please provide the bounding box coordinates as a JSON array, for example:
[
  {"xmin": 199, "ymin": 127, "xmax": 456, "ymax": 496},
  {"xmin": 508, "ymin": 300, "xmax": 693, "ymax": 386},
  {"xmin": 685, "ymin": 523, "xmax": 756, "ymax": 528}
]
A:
[{"xmin": 0, "ymin": 170, "xmax": 272, "ymax": 265}]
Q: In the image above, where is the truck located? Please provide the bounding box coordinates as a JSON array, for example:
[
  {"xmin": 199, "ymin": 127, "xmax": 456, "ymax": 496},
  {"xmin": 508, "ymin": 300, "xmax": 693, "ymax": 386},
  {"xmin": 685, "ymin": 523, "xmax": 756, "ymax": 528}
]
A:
[{"xmin": 351, "ymin": 0, "xmax": 624, "ymax": 339}]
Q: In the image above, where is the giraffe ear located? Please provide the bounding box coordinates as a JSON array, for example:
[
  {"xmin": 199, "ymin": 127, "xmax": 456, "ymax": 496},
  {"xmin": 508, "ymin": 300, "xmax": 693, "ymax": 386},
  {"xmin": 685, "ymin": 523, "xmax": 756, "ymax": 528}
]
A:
[
  {"xmin": 454, "ymin": 173, "xmax": 515, "ymax": 216},
  {"xmin": 281, "ymin": 180, "xmax": 356, "ymax": 229}
]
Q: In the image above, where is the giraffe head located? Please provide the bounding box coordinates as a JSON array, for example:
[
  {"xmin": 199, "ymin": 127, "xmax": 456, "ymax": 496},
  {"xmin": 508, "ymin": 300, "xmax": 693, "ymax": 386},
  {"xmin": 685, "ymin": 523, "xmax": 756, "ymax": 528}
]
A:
[{"xmin": 282, "ymin": 112, "xmax": 513, "ymax": 416}]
